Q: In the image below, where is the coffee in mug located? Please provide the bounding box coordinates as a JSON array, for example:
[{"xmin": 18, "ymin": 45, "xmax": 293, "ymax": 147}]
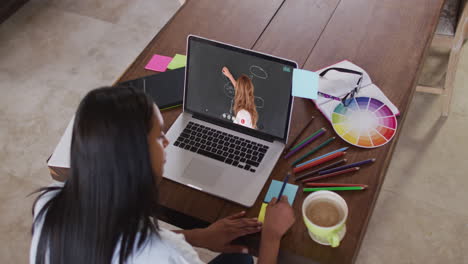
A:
[
  {"xmin": 302, "ymin": 191, "xmax": 348, "ymax": 247},
  {"xmin": 306, "ymin": 200, "xmax": 343, "ymax": 227}
]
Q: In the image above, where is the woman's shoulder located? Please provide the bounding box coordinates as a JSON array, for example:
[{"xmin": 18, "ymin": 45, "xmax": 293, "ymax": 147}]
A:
[
  {"xmin": 33, "ymin": 181, "xmax": 64, "ymax": 218},
  {"xmin": 30, "ymin": 182, "xmax": 203, "ymax": 264},
  {"xmin": 236, "ymin": 109, "xmax": 253, "ymax": 121},
  {"xmin": 30, "ymin": 182, "xmax": 65, "ymax": 264}
]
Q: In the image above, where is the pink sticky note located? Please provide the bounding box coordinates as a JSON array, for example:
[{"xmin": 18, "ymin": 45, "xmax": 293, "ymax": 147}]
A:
[{"xmin": 144, "ymin": 54, "xmax": 173, "ymax": 72}]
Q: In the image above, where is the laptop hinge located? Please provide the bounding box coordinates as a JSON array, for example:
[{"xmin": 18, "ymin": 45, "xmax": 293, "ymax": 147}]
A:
[{"xmin": 192, "ymin": 113, "xmax": 275, "ymax": 143}]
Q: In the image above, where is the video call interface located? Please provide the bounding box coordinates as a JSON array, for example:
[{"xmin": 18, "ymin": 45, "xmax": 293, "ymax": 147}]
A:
[{"xmin": 185, "ymin": 38, "xmax": 294, "ymax": 139}]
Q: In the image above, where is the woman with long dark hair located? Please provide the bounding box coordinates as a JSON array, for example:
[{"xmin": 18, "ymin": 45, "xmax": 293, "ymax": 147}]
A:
[{"xmin": 30, "ymin": 86, "xmax": 295, "ymax": 264}]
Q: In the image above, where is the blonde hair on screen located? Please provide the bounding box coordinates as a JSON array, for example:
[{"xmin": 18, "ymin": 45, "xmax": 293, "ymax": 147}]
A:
[{"xmin": 233, "ymin": 75, "xmax": 258, "ymax": 128}]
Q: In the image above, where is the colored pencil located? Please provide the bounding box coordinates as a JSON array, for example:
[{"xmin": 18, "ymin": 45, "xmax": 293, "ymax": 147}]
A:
[
  {"xmin": 284, "ymin": 129, "xmax": 326, "ymax": 159},
  {"xmin": 290, "ymin": 127, "xmax": 323, "ymax": 152},
  {"xmin": 303, "ymin": 186, "xmax": 366, "ymax": 192},
  {"xmin": 277, "ymin": 173, "xmax": 290, "ymax": 202},
  {"xmin": 304, "ymin": 183, "xmax": 368, "ymax": 188},
  {"xmin": 294, "ymin": 159, "xmax": 347, "ymax": 182},
  {"xmin": 318, "ymin": 158, "xmax": 376, "ymax": 175},
  {"xmin": 284, "ymin": 117, "xmax": 315, "ymax": 153},
  {"xmin": 291, "ymin": 137, "xmax": 336, "ymax": 166},
  {"xmin": 295, "ymin": 147, "xmax": 349, "ymax": 168},
  {"xmin": 293, "ymin": 151, "xmax": 346, "ymax": 173},
  {"xmin": 302, "ymin": 167, "xmax": 360, "ymax": 183}
]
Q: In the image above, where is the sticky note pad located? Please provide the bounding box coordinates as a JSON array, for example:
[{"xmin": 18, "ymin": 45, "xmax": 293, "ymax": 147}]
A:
[
  {"xmin": 145, "ymin": 54, "xmax": 173, "ymax": 72},
  {"xmin": 258, "ymin": 203, "xmax": 268, "ymax": 223},
  {"xmin": 264, "ymin": 180, "xmax": 299, "ymax": 206},
  {"xmin": 167, "ymin": 54, "xmax": 187, "ymax": 70},
  {"xmin": 292, "ymin": 68, "xmax": 319, "ymax": 99}
]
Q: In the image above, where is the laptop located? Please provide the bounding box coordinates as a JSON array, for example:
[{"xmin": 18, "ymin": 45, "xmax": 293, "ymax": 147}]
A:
[{"xmin": 163, "ymin": 35, "xmax": 297, "ymax": 207}]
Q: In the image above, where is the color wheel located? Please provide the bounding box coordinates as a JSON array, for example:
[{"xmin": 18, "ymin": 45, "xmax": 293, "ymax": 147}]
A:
[{"xmin": 332, "ymin": 97, "xmax": 397, "ymax": 148}]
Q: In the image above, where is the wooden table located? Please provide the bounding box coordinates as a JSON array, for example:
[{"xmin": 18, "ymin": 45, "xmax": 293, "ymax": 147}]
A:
[{"xmin": 49, "ymin": 0, "xmax": 445, "ymax": 263}]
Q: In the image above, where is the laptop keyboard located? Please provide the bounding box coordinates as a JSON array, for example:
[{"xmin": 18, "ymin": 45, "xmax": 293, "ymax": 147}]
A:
[{"xmin": 173, "ymin": 121, "xmax": 268, "ymax": 173}]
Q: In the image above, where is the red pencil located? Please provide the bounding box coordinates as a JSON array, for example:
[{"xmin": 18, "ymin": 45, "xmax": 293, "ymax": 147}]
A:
[
  {"xmin": 293, "ymin": 152, "xmax": 346, "ymax": 173},
  {"xmin": 304, "ymin": 183, "xmax": 368, "ymax": 188},
  {"xmin": 301, "ymin": 167, "xmax": 360, "ymax": 183}
]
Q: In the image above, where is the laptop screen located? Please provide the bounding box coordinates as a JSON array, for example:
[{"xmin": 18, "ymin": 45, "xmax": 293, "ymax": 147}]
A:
[{"xmin": 185, "ymin": 36, "xmax": 297, "ymax": 141}]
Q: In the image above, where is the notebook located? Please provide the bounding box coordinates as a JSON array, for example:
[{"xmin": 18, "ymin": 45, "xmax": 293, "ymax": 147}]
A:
[
  {"xmin": 313, "ymin": 60, "xmax": 399, "ymax": 122},
  {"xmin": 119, "ymin": 67, "xmax": 185, "ymax": 110}
]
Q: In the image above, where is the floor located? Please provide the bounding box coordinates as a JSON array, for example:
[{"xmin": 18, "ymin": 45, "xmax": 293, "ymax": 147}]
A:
[{"xmin": 0, "ymin": 1, "xmax": 467, "ymax": 263}]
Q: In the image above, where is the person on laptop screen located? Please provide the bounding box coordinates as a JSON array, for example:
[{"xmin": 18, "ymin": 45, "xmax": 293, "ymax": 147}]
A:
[{"xmin": 222, "ymin": 66, "xmax": 258, "ymax": 129}]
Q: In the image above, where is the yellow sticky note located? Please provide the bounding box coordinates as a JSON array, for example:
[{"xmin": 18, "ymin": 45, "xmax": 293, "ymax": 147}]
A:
[
  {"xmin": 167, "ymin": 54, "xmax": 187, "ymax": 70},
  {"xmin": 258, "ymin": 203, "xmax": 268, "ymax": 223}
]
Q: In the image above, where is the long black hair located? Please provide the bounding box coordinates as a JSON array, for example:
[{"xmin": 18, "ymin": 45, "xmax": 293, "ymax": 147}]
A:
[{"xmin": 32, "ymin": 86, "xmax": 160, "ymax": 264}]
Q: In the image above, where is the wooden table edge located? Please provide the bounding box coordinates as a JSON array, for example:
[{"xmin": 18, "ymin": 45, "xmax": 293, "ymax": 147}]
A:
[{"xmin": 349, "ymin": 5, "xmax": 445, "ymax": 262}]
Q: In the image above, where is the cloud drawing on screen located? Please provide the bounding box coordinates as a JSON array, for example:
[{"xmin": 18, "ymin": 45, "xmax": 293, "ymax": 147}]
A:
[
  {"xmin": 249, "ymin": 65, "xmax": 268, "ymax": 79},
  {"xmin": 222, "ymin": 66, "xmax": 260, "ymax": 129}
]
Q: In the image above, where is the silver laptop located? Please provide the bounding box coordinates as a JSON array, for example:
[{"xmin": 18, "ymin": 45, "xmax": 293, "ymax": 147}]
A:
[{"xmin": 164, "ymin": 35, "xmax": 297, "ymax": 207}]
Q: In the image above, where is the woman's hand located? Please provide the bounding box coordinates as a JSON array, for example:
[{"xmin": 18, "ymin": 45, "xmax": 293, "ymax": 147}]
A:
[
  {"xmin": 257, "ymin": 196, "xmax": 295, "ymax": 264},
  {"xmin": 222, "ymin": 66, "xmax": 237, "ymax": 87},
  {"xmin": 202, "ymin": 211, "xmax": 261, "ymax": 253},
  {"xmin": 263, "ymin": 196, "xmax": 295, "ymax": 240},
  {"xmin": 222, "ymin": 66, "xmax": 231, "ymax": 77},
  {"xmin": 193, "ymin": 211, "xmax": 261, "ymax": 253}
]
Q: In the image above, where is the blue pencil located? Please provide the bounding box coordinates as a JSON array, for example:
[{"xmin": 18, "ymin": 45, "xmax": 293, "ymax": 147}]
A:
[
  {"xmin": 318, "ymin": 158, "xmax": 376, "ymax": 175},
  {"xmin": 276, "ymin": 173, "xmax": 290, "ymax": 202},
  {"xmin": 295, "ymin": 147, "xmax": 349, "ymax": 168}
]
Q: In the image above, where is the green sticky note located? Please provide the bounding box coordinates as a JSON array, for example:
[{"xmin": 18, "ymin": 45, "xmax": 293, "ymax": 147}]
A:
[
  {"xmin": 167, "ymin": 54, "xmax": 187, "ymax": 70},
  {"xmin": 264, "ymin": 180, "xmax": 299, "ymax": 205}
]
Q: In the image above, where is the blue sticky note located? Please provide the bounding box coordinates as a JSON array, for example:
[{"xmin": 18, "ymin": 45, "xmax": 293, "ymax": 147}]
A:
[
  {"xmin": 292, "ymin": 68, "xmax": 319, "ymax": 99},
  {"xmin": 264, "ymin": 180, "xmax": 299, "ymax": 205}
]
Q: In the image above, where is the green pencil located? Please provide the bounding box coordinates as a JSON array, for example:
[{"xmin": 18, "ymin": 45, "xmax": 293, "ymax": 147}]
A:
[
  {"xmin": 290, "ymin": 128, "xmax": 325, "ymax": 151},
  {"xmin": 303, "ymin": 186, "xmax": 365, "ymax": 192},
  {"xmin": 292, "ymin": 137, "xmax": 336, "ymax": 166}
]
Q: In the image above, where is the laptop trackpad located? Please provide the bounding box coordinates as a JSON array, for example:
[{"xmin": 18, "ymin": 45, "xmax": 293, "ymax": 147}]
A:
[{"xmin": 182, "ymin": 158, "xmax": 222, "ymax": 187}]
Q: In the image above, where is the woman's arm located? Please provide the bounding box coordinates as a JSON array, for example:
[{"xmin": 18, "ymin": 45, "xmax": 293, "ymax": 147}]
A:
[
  {"xmin": 174, "ymin": 211, "xmax": 261, "ymax": 253},
  {"xmin": 173, "ymin": 228, "xmax": 206, "ymax": 248},
  {"xmin": 258, "ymin": 196, "xmax": 295, "ymax": 264},
  {"xmin": 258, "ymin": 233, "xmax": 281, "ymax": 264},
  {"xmin": 222, "ymin": 66, "xmax": 237, "ymax": 87}
]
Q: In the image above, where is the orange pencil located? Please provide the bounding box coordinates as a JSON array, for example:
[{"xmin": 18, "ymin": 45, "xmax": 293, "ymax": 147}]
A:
[
  {"xmin": 301, "ymin": 167, "xmax": 360, "ymax": 183},
  {"xmin": 304, "ymin": 183, "xmax": 367, "ymax": 188},
  {"xmin": 293, "ymin": 152, "xmax": 346, "ymax": 173}
]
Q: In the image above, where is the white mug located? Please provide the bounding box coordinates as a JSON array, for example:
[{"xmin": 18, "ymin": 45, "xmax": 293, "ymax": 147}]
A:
[{"xmin": 302, "ymin": 191, "xmax": 348, "ymax": 247}]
